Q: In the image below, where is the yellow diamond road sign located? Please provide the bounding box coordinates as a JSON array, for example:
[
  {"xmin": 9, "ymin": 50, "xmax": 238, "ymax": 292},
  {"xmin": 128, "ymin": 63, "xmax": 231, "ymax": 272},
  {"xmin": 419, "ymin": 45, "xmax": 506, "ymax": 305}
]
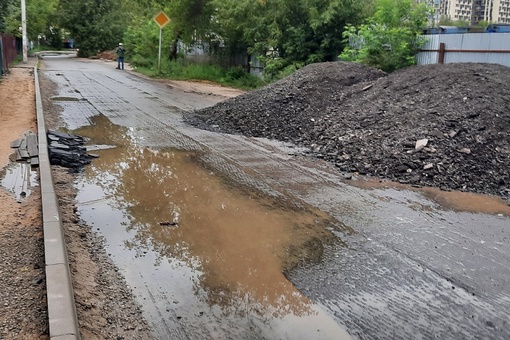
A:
[{"xmin": 154, "ymin": 11, "xmax": 170, "ymax": 29}]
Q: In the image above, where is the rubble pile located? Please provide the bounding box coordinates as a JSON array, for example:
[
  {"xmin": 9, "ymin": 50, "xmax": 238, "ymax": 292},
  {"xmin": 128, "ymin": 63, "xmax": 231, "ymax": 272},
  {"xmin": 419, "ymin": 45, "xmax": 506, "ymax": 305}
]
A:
[{"xmin": 187, "ymin": 62, "xmax": 510, "ymax": 198}]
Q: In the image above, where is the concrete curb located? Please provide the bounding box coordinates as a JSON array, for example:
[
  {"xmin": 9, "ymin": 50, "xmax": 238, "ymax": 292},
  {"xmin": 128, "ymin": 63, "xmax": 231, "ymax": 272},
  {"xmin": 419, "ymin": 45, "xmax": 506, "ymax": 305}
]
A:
[{"xmin": 34, "ymin": 65, "xmax": 81, "ymax": 339}]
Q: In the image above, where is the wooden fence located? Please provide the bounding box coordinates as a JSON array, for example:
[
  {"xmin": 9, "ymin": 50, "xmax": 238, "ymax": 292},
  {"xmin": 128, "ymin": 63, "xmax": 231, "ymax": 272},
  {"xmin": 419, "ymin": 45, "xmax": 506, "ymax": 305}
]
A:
[{"xmin": 0, "ymin": 33, "xmax": 19, "ymax": 77}]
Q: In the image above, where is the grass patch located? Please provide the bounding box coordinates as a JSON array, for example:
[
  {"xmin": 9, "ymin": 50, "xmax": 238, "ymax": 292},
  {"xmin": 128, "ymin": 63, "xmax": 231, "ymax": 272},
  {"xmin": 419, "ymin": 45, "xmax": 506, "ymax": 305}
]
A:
[
  {"xmin": 132, "ymin": 58, "xmax": 266, "ymax": 90},
  {"xmin": 12, "ymin": 54, "xmax": 24, "ymax": 64}
]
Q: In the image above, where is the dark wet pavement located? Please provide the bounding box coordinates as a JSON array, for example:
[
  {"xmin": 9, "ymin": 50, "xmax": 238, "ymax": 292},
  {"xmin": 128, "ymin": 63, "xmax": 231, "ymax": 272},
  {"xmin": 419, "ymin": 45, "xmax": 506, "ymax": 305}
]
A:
[{"xmin": 41, "ymin": 58, "xmax": 510, "ymax": 339}]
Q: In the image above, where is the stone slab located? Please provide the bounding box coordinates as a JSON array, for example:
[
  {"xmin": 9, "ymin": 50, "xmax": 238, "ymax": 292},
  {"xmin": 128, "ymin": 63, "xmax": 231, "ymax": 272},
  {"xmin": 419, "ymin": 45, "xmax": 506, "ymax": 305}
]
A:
[
  {"xmin": 27, "ymin": 133, "xmax": 39, "ymax": 156},
  {"xmin": 46, "ymin": 264, "xmax": 80, "ymax": 339},
  {"xmin": 52, "ymin": 335, "xmax": 79, "ymax": 340},
  {"xmin": 42, "ymin": 191, "xmax": 61, "ymax": 224},
  {"xmin": 43, "ymin": 221, "xmax": 68, "ymax": 266}
]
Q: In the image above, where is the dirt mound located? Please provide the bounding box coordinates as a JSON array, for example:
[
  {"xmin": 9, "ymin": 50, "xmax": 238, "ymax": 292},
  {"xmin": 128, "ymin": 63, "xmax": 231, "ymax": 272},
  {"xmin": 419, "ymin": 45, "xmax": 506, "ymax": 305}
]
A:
[
  {"xmin": 186, "ymin": 62, "xmax": 510, "ymax": 198},
  {"xmin": 189, "ymin": 62, "xmax": 386, "ymax": 139},
  {"xmin": 97, "ymin": 50, "xmax": 116, "ymax": 61}
]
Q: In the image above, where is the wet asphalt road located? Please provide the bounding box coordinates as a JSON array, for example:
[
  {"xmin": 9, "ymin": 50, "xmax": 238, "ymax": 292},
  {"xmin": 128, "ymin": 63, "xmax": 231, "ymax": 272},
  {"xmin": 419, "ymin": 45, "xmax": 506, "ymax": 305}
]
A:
[{"xmin": 41, "ymin": 58, "xmax": 510, "ymax": 340}]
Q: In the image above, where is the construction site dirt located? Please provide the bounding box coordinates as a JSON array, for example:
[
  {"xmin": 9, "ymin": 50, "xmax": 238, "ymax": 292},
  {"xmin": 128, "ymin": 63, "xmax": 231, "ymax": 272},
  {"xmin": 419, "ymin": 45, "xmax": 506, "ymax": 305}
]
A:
[{"xmin": 1, "ymin": 58, "xmax": 509, "ymax": 339}]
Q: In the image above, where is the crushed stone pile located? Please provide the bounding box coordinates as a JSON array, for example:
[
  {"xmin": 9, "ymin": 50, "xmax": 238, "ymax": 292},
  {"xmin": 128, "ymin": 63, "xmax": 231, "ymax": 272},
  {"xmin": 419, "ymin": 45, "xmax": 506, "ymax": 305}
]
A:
[{"xmin": 186, "ymin": 61, "xmax": 510, "ymax": 199}]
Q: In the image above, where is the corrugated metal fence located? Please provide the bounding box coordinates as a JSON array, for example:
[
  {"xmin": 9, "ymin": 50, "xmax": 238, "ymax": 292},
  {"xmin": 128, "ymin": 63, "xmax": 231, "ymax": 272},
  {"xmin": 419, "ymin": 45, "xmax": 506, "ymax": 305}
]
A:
[
  {"xmin": 417, "ymin": 33, "xmax": 510, "ymax": 67},
  {"xmin": 0, "ymin": 33, "xmax": 19, "ymax": 77}
]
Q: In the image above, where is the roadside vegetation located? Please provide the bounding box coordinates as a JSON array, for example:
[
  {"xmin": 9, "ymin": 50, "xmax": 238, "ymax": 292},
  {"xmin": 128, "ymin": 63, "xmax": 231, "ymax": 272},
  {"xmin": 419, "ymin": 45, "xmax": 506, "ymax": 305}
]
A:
[
  {"xmin": 1, "ymin": 0, "xmax": 435, "ymax": 88},
  {"xmin": 135, "ymin": 60, "xmax": 266, "ymax": 90},
  {"xmin": 340, "ymin": 0, "xmax": 432, "ymax": 72}
]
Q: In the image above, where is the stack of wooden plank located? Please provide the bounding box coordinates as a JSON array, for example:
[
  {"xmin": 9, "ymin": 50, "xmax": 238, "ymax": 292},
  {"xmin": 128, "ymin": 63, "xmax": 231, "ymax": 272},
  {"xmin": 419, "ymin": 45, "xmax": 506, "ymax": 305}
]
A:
[{"xmin": 10, "ymin": 131, "xmax": 39, "ymax": 167}]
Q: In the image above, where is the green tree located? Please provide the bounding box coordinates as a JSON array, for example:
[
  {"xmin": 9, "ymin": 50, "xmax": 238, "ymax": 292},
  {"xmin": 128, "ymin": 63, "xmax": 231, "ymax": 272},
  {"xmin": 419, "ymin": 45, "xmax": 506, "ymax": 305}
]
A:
[
  {"xmin": 166, "ymin": 0, "xmax": 214, "ymax": 60},
  {"xmin": 210, "ymin": 0, "xmax": 370, "ymax": 79},
  {"xmin": 2, "ymin": 0, "xmax": 19, "ymax": 36},
  {"xmin": 0, "ymin": 0, "xmax": 13, "ymax": 31},
  {"xmin": 274, "ymin": 0, "xmax": 367, "ymax": 63},
  {"xmin": 27, "ymin": 0, "xmax": 59, "ymax": 43},
  {"xmin": 123, "ymin": 16, "xmax": 166, "ymax": 67},
  {"xmin": 3, "ymin": 0, "xmax": 59, "ymax": 46},
  {"xmin": 340, "ymin": 0, "xmax": 431, "ymax": 72},
  {"xmin": 141, "ymin": 0, "xmax": 214, "ymax": 60},
  {"xmin": 209, "ymin": 0, "xmax": 268, "ymax": 63},
  {"xmin": 109, "ymin": 0, "xmax": 375, "ymax": 78},
  {"xmin": 57, "ymin": 0, "xmax": 132, "ymax": 57}
]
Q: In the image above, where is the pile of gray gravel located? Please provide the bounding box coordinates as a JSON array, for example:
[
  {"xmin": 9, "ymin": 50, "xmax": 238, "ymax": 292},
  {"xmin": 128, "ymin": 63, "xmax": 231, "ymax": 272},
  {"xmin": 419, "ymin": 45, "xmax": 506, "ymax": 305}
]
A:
[{"xmin": 186, "ymin": 61, "xmax": 510, "ymax": 198}]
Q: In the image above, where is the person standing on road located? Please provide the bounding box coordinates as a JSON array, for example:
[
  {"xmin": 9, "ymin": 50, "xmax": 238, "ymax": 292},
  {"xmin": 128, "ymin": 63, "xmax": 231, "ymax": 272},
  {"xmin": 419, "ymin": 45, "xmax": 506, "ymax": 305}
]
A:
[{"xmin": 116, "ymin": 43, "xmax": 125, "ymax": 70}]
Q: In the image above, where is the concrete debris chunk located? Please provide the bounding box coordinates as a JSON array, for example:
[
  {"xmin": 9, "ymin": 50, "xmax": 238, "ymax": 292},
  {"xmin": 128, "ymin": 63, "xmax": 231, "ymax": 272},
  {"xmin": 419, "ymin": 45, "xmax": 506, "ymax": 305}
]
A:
[
  {"xmin": 10, "ymin": 138, "xmax": 23, "ymax": 148},
  {"xmin": 415, "ymin": 138, "xmax": 429, "ymax": 151},
  {"xmin": 459, "ymin": 148, "xmax": 471, "ymax": 154}
]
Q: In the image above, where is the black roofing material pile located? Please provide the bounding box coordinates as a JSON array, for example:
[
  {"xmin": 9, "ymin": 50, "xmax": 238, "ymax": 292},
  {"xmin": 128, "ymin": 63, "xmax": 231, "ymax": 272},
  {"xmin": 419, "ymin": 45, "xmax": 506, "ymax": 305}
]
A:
[
  {"xmin": 186, "ymin": 61, "xmax": 510, "ymax": 199},
  {"xmin": 48, "ymin": 130, "xmax": 95, "ymax": 169}
]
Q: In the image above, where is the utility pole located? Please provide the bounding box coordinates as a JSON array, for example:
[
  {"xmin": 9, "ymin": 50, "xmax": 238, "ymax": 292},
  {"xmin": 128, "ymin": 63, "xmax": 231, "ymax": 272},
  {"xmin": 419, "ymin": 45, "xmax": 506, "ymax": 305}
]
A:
[{"xmin": 21, "ymin": 0, "xmax": 27, "ymax": 63}]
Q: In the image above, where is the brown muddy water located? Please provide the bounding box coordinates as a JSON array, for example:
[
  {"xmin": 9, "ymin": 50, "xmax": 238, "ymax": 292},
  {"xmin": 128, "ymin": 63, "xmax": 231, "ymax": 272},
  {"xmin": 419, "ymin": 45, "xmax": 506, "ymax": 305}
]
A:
[
  {"xmin": 72, "ymin": 115, "xmax": 351, "ymax": 339},
  {"xmin": 345, "ymin": 177, "xmax": 510, "ymax": 217}
]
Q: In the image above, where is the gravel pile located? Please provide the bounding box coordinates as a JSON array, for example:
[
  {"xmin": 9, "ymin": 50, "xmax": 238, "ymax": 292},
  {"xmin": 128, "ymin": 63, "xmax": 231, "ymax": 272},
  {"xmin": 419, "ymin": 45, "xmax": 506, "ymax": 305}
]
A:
[{"xmin": 186, "ymin": 61, "xmax": 510, "ymax": 198}]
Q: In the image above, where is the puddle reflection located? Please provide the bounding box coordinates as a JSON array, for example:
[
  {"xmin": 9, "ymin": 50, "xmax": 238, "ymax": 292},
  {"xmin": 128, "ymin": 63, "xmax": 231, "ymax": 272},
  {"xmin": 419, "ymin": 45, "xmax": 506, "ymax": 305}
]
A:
[
  {"xmin": 1, "ymin": 162, "xmax": 38, "ymax": 201},
  {"xmin": 73, "ymin": 115, "xmax": 349, "ymax": 338}
]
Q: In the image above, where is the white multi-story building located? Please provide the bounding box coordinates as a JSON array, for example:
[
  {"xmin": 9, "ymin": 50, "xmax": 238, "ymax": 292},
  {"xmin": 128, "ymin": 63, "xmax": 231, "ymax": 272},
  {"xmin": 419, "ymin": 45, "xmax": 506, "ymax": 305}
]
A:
[
  {"xmin": 436, "ymin": 0, "xmax": 510, "ymax": 24},
  {"xmin": 484, "ymin": 0, "xmax": 510, "ymax": 23}
]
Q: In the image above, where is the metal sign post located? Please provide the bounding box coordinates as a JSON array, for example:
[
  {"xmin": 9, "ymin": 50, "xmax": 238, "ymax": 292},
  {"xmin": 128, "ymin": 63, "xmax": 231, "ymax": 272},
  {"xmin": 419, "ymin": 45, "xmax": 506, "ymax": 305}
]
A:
[
  {"xmin": 158, "ymin": 28, "xmax": 162, "ymax": 72},
  {"xmin": 153, "ymin": 11, "xmax": 171, "ymax": 73}
]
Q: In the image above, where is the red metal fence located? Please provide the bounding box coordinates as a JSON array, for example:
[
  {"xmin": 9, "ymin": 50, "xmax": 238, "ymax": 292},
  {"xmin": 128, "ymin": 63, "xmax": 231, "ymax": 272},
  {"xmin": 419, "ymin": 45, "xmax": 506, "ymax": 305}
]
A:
[{"xmin": 0, "ymin": 33, "xmax": 19, "ymax": 76}]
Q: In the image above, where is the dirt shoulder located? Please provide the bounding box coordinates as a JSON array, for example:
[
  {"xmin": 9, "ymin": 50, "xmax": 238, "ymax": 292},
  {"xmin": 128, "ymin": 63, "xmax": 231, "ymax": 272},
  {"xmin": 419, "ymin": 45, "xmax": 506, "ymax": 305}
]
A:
[
  {"xmin": 0, "ymin": 68, "xmax": 48, "ymax": 339},
  {"xmin": 93, "ymin": 56, "xmax": 246, "ymax": 98},
  {"xmin": 162, "ymin": 79, "xmax": 246, "ymax": 98}
]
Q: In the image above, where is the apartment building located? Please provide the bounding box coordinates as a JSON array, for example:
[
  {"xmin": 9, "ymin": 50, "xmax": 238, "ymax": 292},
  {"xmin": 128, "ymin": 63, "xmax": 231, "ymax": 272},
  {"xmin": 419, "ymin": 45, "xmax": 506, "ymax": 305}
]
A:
[
  {"xmin": 484, "ymin": 0, "xmax": 510, "ymax": 23},
  {"xmin": 435, "ymin": 0, "xmax": 510, "ymax": 24}
]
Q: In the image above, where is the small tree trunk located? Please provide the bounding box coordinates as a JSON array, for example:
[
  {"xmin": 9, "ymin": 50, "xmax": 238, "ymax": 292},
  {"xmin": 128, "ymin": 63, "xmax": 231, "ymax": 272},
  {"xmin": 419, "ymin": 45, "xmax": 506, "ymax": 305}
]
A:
[
  {"xmin": 246, "ymin": 54, "xmax": 251, "ymax": 73},
  {"xmin": 169, "ymin": 28, "xmax": 181, "ymax": 61},
  {"xmin": 169, "ymin": 37, "xmax": 178, "ymax": 61}
]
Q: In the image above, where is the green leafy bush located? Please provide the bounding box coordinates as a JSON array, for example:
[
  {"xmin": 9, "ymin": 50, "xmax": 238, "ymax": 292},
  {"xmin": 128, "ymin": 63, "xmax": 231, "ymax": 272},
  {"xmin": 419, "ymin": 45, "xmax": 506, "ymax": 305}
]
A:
[{"xmin": 340, "ymin": 0, "xmax": 431, "ymax": 72}]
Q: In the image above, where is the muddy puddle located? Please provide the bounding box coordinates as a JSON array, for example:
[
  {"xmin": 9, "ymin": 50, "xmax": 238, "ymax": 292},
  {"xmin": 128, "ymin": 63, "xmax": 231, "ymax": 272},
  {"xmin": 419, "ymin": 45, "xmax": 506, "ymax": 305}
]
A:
[
  {"xmin": 71, "ymin": 115, "xmax": 351, "ymax": 339},
  {"xmin": 1, "ymin": 162, "xmax": 37, "ymax": 202},
  {"xmin": 345, "ymin": 177, "xmax": 510, "ymax": 217}
]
